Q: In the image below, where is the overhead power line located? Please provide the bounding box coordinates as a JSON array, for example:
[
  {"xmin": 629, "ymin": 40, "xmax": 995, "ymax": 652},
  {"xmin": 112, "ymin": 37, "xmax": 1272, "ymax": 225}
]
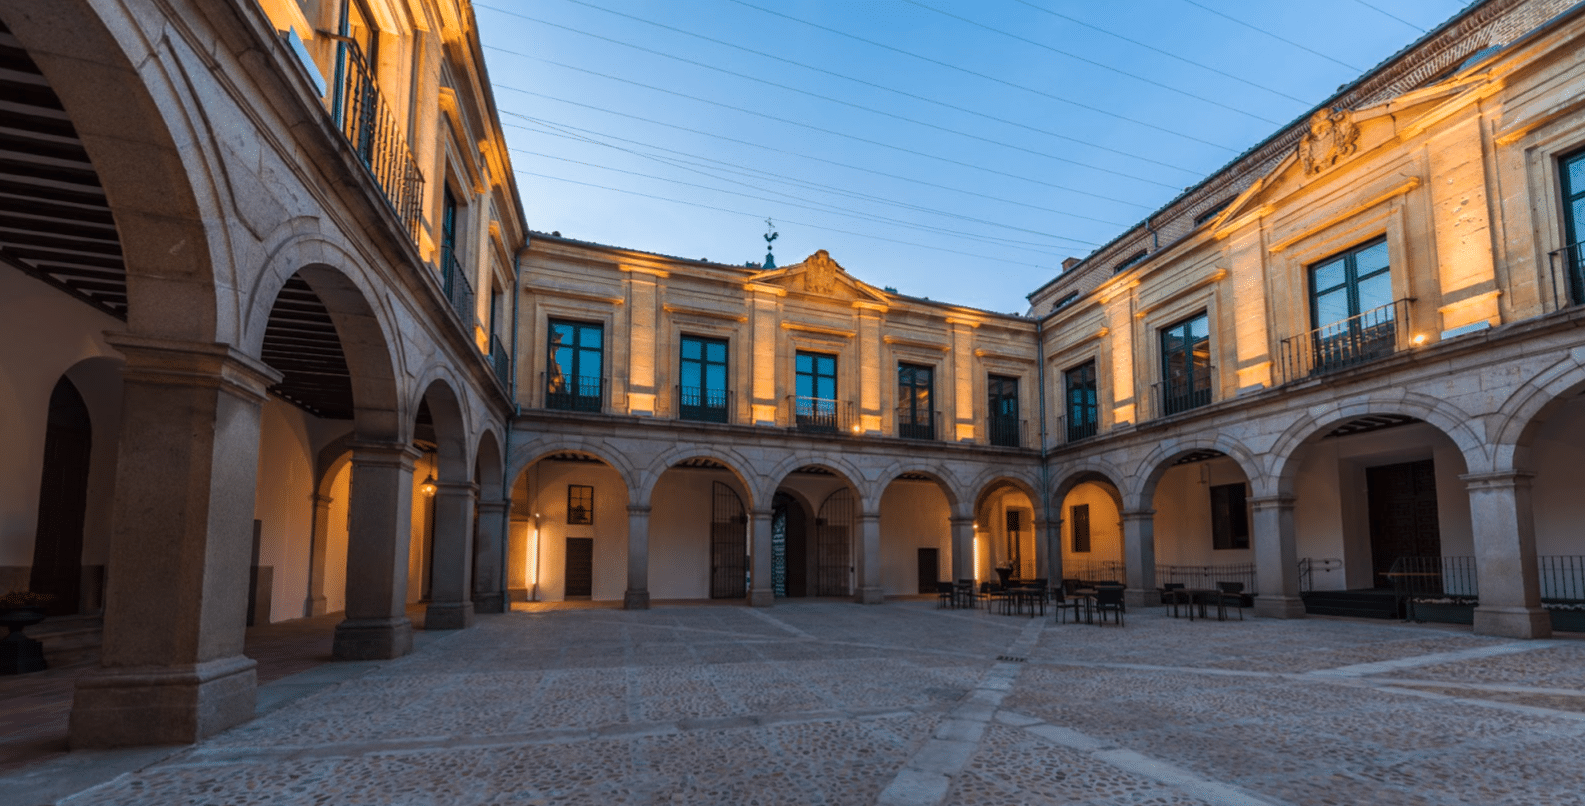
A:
[
  {"xmin": 497, "ymin": 111, "xmax": 1131, "ymax": 229},
  {"xmin": 1007, "ymin": 0, "xmax": 1312, "ymax": 104},
  {"xmin": 485, "ymin": 42, "xmax": 1182, "ymax": 188},
  {"xmin": 721, "ymin": 0, "xmax": 1240, "ymax": 152},
  {"xmin": 517, "ymin": 169, "xmax": 1065, "ymax": 272},
  {"xmin": 901, "ymin": 0, "xmax": 1283, "ymax": 124},
  {"xmin": 476, "ymin": 5, "xmax": 1202, "ymax": 179},
  {"xmin": 493, "ymin": 99, "xmax": 1133, "ymax": 229},
  {"xmin": 510, "ymin": 116, "xmax": 1109, "ymax": 245},
  {"xmin": 488, "ymin": 65, "xmax": 1157, "ymax": 208},
  {"xmin": 1177, "ymin": 0, "xmax": 1363, "ymax": 71},
  {"xmin": 478, "ymin": 2, "xmax": 1205, "ymax": 176},
  {"xmin": 1349, "ymin": 0, "xmax": 1428, "ymax": 32}
]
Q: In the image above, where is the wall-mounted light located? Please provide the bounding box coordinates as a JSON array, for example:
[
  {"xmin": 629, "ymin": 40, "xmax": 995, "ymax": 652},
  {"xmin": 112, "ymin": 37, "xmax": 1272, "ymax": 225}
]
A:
[
  {"xmin": 851, "ymin": 424, "xmax": 862, "ymax": 434},
  {"xmin": 1413, "ymin": 334, "xmax": 1427, "ymax": 346},
  {"xmin": 420, "ymin": 472, "xmax": 437, "ymax": 497}
]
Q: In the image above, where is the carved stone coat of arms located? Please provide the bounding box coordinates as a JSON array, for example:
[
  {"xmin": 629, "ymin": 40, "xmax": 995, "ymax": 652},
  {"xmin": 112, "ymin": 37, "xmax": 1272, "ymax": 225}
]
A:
[
  {"xmin": 804, "ymin": 249, "xmax": 839, "ymax": 295},
  {"xmin": 1300, "ymin": 108, "xmax": 1360, "ymax": 176}
]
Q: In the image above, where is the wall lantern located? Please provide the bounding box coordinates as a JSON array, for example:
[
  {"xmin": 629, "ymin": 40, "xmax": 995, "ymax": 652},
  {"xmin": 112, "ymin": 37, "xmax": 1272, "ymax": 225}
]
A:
[{"xmin": 420, "ymin": 473, "xmax": 437, "ymax": 497}]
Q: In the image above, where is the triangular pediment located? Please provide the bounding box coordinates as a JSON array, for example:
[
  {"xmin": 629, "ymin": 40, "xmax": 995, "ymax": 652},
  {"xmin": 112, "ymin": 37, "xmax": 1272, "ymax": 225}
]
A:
[{"xmin": 750, "ymin": 250, "xmax": 889, "ymax": 303}]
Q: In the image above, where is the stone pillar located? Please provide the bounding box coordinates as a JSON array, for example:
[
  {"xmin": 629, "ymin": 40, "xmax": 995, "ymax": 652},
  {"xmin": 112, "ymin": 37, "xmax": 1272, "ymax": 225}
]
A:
[
  {"xmin": 69, "ymin": 336, "xmax": 279, "ymax": 748},
  {"xmin": 304, "ymin": 493, "xmax": 332, "ymax": 617},
  {"xmin": 626, "ymin": 504, "xmax": 652, "ymax": 610},
  {"xmin": 333, "ymin": 443, "xmax": 418, "ymax": 660},
  {"xmin": 1042, "ymin": 517, "xmax": 1063, "ymax": 585},
  {"xmin": 1250, "ymin": 495, "xmax": 1305, "ymax": 619},
  {"xmin": 425, "ymin": 481, "xmax": 477, "ymax": 630},
  {"xmin": 1463, "ymin": 471, "xmax": 1551, "ymax": 639},
  {"xmin": 949, "ymin": 516, "xmax": 974, "ymax": 582},
  {"xmin": 856, "ymin": 512, "xmax": 884, "ymax": 604},
  {"xmin": 1120, "ymin": 509, "xmax": 1157, "ymax": 608},
  {"xmin": 472, "ymin": 500, "xmax": 508, "ymax": 614},
  {"xmin": 748, "ymin": 508, "xmax": 774, "ymax": 607}
]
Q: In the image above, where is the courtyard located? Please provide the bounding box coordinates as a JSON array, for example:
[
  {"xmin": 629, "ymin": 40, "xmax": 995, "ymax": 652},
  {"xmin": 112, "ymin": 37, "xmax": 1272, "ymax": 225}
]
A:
[{"xmin": 2, "ymin": 603, "xmax": 1582, "ymax": 805}]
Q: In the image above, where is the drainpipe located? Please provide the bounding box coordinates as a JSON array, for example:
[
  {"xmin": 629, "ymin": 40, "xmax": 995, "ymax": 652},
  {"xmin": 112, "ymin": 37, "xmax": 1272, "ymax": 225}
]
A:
[
  {"xmin": 498, "ymin": 244, "xmax": 524, "ymax": 609},
  {"xmin": 1035, "ymin": 314, "xmax": 1057, "ymax": 584}
]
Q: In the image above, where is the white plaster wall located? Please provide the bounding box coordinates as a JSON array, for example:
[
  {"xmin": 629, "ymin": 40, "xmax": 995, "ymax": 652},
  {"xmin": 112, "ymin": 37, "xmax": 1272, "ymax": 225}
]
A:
[
  {"xmin": 525, "ymin": 460, "xmax": 629, "ymax": 601},
  {"xmin": 878, "ymin": 479, "xmax": 950, "ymax": 595},
  {"xmin": 252, "ymin": 397, "xmax": 315, "ymax": 622},
  {"xmin": 1151, "ymin": 457, "xmax": 1253, "ymax": 567},
  {"xmin": 0, "ymin": 270, "xmax": 125, "ymax": 571},
  {"xmin": 1058, "ymin": 482, "xmax": 1121, "ymax": 575},
  {"xmin": 1525, "ymin": 394, "xmax": 1585, "ymax": 556},
  {"xmin": 1292, "ymin": 439, "xmax": 1349, "ymax": 591},
  {"xmin": 979, "ymin": 490, "xmax": 1036, "ymax": 580},
  {"xmin": 648, "ymin": 467, "xmax": 746, "ymax": 600}
]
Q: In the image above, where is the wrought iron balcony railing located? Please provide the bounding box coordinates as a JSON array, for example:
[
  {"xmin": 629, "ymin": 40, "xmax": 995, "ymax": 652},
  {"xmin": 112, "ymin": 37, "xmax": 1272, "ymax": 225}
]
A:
[
  {"xmin": 328, "ymin": 37, "xmax": 423, "ymax": 241},
  {"xmin": 543, "ymin": 373, "xmax": 603, "ymax": 413},
  {"xmin": 1149, "ymin": 365, "xmax": 1215, "ymax": 420},
  {"xmin": 678, "ymin": 385, "xmax": 731, "ymax": 424},
  {"xmin": 1278, "ymin": 298, "xmax": 1412, "ymax": 385},
  {"xmin": 1061, "ymin": 413, "xmax": 1097, "ymax": 444},
  {"xmin": 488, "ymin": 334, "xmax": 510, "ymax": 388},
  {"xmin": 780, "ymin": 396, "xmax": 856, "ymax": 434},
  {"xmin": 440, "ymin": 251, "xmax": 475, "ymax": 330},
  {"xmin": 1547, "ymin": 242, "xmax": 1585, "ymax": 311},
  {"xmin": 896, "ymin": 407, "xmax": 939, "ymax": 441},
  {"xmin": 987, "ymin": 414, "xmax": 1023, "ymax": 448}
]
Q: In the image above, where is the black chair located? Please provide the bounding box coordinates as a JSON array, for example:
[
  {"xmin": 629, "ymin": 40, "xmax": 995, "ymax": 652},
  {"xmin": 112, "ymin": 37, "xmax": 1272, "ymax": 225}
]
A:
[
  {"xmin": 1052, "ymin": 590, "xmax": 1086, "ymax": 624},
  {"xmin": 1215, "ymin": 581, "xmax": 1246, "ymax": 621},
  {"xmin": 936, "ymin": 581, "xmax": 956, "ymax": 609},
  {"xmin": 980, "ymin": 582, "xmax": 1006, "ymax": 613},
  {"xmin": 1092, "ymin": 586, "xmax": 1126, "ymax": 626},
  {"xmin": 1062, "ymin": 578, "xmax": 1086, "ymax": 596},
  {"xmin": 1159, "ymin": 582, "xmax": 1185, "ymax": 605},
  {"xmin": 954, "ymin": 579, "xmax": 977, "ymax": 609}
]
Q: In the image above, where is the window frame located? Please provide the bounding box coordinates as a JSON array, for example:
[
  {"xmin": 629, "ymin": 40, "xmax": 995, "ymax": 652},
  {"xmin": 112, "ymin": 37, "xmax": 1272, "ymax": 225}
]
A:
[
  {"xmin": 794, "ymin": 350, "xmax": 839, "ymax": 432},
  {"xmin": 1158, "ymin": 312, "xmax": 1212, "ymax": 417},
  {"xmin": 1307, "ymin": 236, "xmax": 1393, "ymax": 330},
  {"xmin": 1561, "ymin": 148, "xmax": 1585, "ymax": 305},
  {"xmin": 1070, "ymin": 503, "xmax": 1091, "ymax": 554},
  {"xmin": 546, "ymin": 319, "xmax": 604, "ymax": 411},
  {"xmin": 987, "ymin": 374, "xmax": 1020, "ymax": 447},
  {"xmin": 679, "ymin": 334, "xmax": 730, "ymax": 422},
  {"xmin": 1063, "ymin": 361, "xmax": 1098, "ymax": 442},
  {"xmin": 896, "ymin": 362, "xmax": 935, "ymax": 440},
  {"xmin": 1209, "ymin": 483, "xmax": 1249, "ymax": 551},
  {"xmin": 567, "ymin": 484, "xmax": 594, "ymax": 525}
]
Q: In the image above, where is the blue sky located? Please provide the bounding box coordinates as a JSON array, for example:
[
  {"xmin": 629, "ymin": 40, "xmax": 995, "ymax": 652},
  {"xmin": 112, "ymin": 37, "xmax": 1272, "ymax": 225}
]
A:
[{"xmin": 476, "ymin": 0, "xmax": 1467, "ymax": 312}]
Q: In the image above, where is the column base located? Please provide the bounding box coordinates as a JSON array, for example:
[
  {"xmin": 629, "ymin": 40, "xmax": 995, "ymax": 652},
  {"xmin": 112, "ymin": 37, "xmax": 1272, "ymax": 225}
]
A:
[
  {"xmin": 748, "ymin": 588, "xmax": 775, "ymax": 607},
  {"xmin": 304, "ymin": 595, "xmax": 329, "ymax": 617},
  {"xmin": 472, "ymin": 593, "xmax": 505, "ymax": 614},
  {"xmin": 509, "ymin": 586, "xmax": 531, "ymax": 603},
  {"xmin": 1473, "ymin": 606, "xmax": 1552, "ymax": 639},
  {"xmin": 624, "ymin": 590, "xmax": 651, "ymax": 610},
  {"xmin": 332, "ymin": 617, "xmax": 413, "ymax": 660},
  {"xmin": 424, "ymin": 601, "xmax": 474, "ymax": 630},
  {"xmin": 1253, "ymin": 595, "xmax": 1307, "ymax": 619},
  {"xmin": 68, "ymin": 655, "xmax": 257, "ymax": 748},
  {"xmin": 1123, "ymin": 589, "xmax": 1159, "ymax": 609},
  {"xmin": 856, "ymin": 586, "xmax": 884, "ymax": 604}
]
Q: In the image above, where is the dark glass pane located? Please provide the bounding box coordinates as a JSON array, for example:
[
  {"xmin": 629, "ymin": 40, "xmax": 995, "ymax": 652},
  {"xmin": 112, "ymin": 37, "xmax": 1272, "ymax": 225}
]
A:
[
  {"xmin": 1315, "ymin": 288, "xmax": 1350, "ymax": 327},
  {"xmin": 1356, "ymin": 272, "xmax": 1393, "ymax": 312},
  {"xmin": 796, "ymin": 353, "xmax": 811, "ymax": 373},
  {"xmin": 817, "ymin": 376, "xmax": 835, "ymax": 399},
  {"xmin": 817, "ymin": 355, "xmax": 835, "ymax": 375},
  {"xmin": 1354, "ymin": 240, "xmax": 1389, "ymax": 276},
  {"xmin": 1312, "ymin": 258, "xmax": 1346, "ymax": 292},
  {"xmin": 682, "ymin": 339, "xmax": 701, "ymax": 360},
  {"xmin": 580, "ymin": 325, "xmax": 602, "ymax": 349},
  {"xmin": 551, "ymin": 323, "xmax": 573, "ymax": 343},
  {"xmin": 582, "ymin": 351, "xmax": 601, "ymax": 379},
  {"xmin": 797, "ymin": 374, "xmax": 813, "ymax": 399},
  {"xmin": 681, "ymin": 363, "xmax": 701, "ymax": 389},
  {"xmin": 1571, "ymin": 197, "xmax": 1585, "ymax": 244},
  {"xmin": 706, "ymin": 342, "xmax": 726, "ymax": 363},
  {"xmin": 705, "ymin": 364, "xmax": 726, "ymax": 391},
  {"xmin": 1187, "ymin": 314, "xmax": 1208, "ymax": 341},
  {"xmin": 1568, "ymin": 154, "xmax": 1585, "ymax": 198}
]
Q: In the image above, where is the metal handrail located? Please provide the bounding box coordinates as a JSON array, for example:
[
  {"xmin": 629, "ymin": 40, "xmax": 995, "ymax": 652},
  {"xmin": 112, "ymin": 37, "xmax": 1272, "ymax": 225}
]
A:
[
  {"xmin": 441, "ymin": 251, "xmax": 475, "ymax": 329},
  {"xmin": 781, "ymin": 395, "xmax": 856, "ymax": 434},
  {"xmin": 328, "ymin": 38, "xmax": 423, "ymax": 242},
  {"xmin": 987, "ymin": 414, "xmax": 1024, "ymax": 448},
  {"xmin": 896, "ymin": 406, "xmax": 939, "ymax": 441},
  {"xmin": 1149, "ymin": 364, "xmax": 1216, "ymax": 420},
  {"xmin": 1156, "ymin": 563, "xmax": 1257, "ymax": 595},
  {"xmin": 677, "ymin": 385, "xmax": 732, "ymax": 424},
  {"xmin": 1547, "ymin": 242, "xmax": 1585, "ymax": 312},
  {"xmin": 1278, "ymin": 298, "xmax": 1412, "ymax": 385},
  {"xmin": 542, "ymin": 372, "xmax": 603, "ymax": 412},
  {"xmin": 488, "ymin": 334, "xmax": 510, "ymax": 388},
  {"xmin": 1298, "ymin": 557, "xmax": 1342, "ymax": 593}
]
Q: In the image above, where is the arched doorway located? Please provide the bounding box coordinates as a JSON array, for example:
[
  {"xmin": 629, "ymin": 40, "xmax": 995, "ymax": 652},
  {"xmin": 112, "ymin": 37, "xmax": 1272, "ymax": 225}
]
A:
[
  {"xmin": 29, "ymin": 377, "xmax": 91, "ymax": 617},
  {"xmin": 814, "ymin": 488, "xmax": 855, "ymax": 597},
  {"xmin": 772, "ymin": 491, "xmax": 812, "ymax": 597}
]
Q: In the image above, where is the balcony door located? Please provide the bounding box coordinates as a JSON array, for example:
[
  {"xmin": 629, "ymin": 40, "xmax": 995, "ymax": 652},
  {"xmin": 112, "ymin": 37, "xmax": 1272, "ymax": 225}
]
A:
[
  {"xmin": 795, "ymin": 351, "xmax": 838, "ymax": 432},
  {"xmin": 680, "ymin": 335, "xmax": 729, "ymax": 422},
  {"xmin": 987, "ymin": 374, "xmax": 1019, "ymax": 447},
  {"xmin": 1308, "ymin": 237, "xmax": 1395, "ymax": 372},
  {"xmin": 1564, "ymin": 150, "xmax": 1585, "ymax": 304},
  {"xmin": 896, "ymin": 363, "xmax": 934, "ymax": 440},
  {"xmin": 547, "ymin": 320, "xmax": 602, "ymax": 411},
  {"xmin": 1064, "ymin": 362, "xmax": 1097, "ymax": 442},
  {"xmin": 1159, "ymin": 313, "xmax": 1211, "ymax": 416}
]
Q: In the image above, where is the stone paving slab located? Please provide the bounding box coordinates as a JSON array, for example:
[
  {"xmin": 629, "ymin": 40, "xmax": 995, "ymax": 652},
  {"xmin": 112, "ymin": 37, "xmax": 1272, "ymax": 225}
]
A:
[{"xmin": 6, "ymin": 603, "xmax": 1585, "ymax": 805}]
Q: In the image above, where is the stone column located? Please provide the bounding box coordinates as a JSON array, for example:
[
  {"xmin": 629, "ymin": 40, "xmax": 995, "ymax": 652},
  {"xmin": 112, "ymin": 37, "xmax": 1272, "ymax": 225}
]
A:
[
  {"xmin": 856, "ymin": 512, "xmax": 884, "ymax": 604},
  {"xmin": 472, "ymin": 500, "xmax": 508, "ymax": 614},
  {"xmin": 748, "ymin": 508, "xmax": 774, "ymax": 607},
  {"xmin": 1250, "ymin": 495, "xmax": 1305, "ymax": 619},
  {"xmin": 949, "ymin": 516, "xmax": 974, "ymax": 582},
  {"xmin": 69, "ymin": 336, "xmax": 279, "ymax": 748},
  {"xmin": 333, "ymin": 443, "xmax": 418, "ymax": 660},
  {"xmin": 425, "ymin": 481, "xmax": 477, "ymax": 630},
  {"xmin": 1042, "ymin": 517, "xmax": 1063, "ymax": 585},
  {"xmin": 304, "ymin": 493, "xmax": 332, "ymax": 617},
  {"xmin": 1120, "ymin": 509, "xmax": 1157, "ymax": 608},
  {"xmin": 626, "ymin": 504, "xmax": 652, "ymax": 609},
  {"xmin": 1463, "ymin": 471, "xmax": 1551, "ymax": 639}
]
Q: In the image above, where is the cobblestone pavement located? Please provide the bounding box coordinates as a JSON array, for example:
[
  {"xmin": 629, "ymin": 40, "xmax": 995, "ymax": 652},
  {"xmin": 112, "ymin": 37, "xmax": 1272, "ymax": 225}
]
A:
[{"xmin": 16, "ymin": 603, "xmax": 1585, "ymax": 805}]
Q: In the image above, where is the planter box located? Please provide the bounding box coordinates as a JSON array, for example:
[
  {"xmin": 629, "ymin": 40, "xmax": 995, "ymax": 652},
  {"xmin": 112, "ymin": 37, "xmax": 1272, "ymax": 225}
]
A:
[{"xmin": 1409, "ymin": 601, "xmax": 1475, "ymax": 624}]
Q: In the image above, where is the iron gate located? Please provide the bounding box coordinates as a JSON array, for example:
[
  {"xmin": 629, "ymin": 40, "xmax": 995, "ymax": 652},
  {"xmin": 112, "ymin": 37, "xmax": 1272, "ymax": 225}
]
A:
[
  {"xmin": 816, "ymin": 488, "xmax": 854, "ymax": 596},
  {"xmin": 710, "ymin": 482, "xmax": 747, "ymax": 598}
]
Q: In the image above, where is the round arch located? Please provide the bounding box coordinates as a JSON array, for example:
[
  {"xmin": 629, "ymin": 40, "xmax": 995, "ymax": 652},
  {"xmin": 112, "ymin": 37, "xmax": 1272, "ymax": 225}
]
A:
[
  {"xmin": 1050, "ymin": 463, "xmax": 1127, "ymax": 514},
  {"xmin": 638, "ymin": 445, "xmax": 760, "ymax": 511},
  {"xmin": 1268, "ymin": 393, "xmax": 1488, "ymax": 496},
  {"xmin": 413, "ymin": 377, "xmax": 470, "ymax": 483},
  {"xmin": 474, "ymin": 428, "xmax": 505, "ymax": 502},
  {"xmin": 1491, "ymin": 353, "xmax": 1585, "ymax": 470},
  {"xmin": 758, "ymin": 454, "xmax": 868, "ymax": 513},
  {"xmin": 506, "ymin": 438, "xmax": 641, "ymax": 496},
  {"xmin": 875, "ymin": 463, "xmax": 963, "ymax": 515},
  {"xmin": 1130, "ymin": 434, "xmax": 1261, "ymax": 511}
]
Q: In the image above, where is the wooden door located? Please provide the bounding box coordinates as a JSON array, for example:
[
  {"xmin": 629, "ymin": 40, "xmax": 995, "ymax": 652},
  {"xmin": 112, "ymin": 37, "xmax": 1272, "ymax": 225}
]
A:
[
  {"xmin": 30, "ymin": 377, "xmax": 91, "ymax": 617},
  {"xmin": 1366, "ymin": 459, "xmax": 1441, "ymax": 586},
  {"xmin": 917, "ymin": 548, "xmax": 939, "ymax": 594},
  {"xmin": 564, "ymin": 537, "xmax": 593, "ymax": 597}
]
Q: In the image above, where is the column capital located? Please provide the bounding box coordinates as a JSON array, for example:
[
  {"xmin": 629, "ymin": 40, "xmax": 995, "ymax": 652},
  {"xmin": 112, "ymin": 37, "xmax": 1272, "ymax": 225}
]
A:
[
  {"xmin": 858, "ymin": 511, "xmax": 881, "ymax": 522},
  {"xmin": 949, "ymin": 516, "xmax": 974, "ymax": 527},
  {"xmin": 627, "ymin": 504, "xmax": 653, "ymax": 516},
  {"xmin": 106, "ymin": 333, "xmax": 283, "ymax": 403},
  {"xmin": 1119, "ymin": 509, "xmax": 1155, "ymax": 521},
  {"xmin": 476, "ymin": 499, "xmax": 510, "ymax": 514},
  {"xmin": 349, "ymin": 442, "xmax": 423, "ymax": 468},
  {"xmin": 748, "ymin": 508, "xmax": 774, "ymax": 519},
  {"xmin": 433, "ymin": 481, "xmax": 479, "ymax": 498},
  {"xmin": 312, "ymin": 493, "xmax": 334, "ymax": 506},
  {"xmin": 1460, "ymin": 470, "xmax": 1535, "ymax": 491},
  {"xmin": 1248, "ymin": 494, "xmax": 1297, "ymax": 511}
]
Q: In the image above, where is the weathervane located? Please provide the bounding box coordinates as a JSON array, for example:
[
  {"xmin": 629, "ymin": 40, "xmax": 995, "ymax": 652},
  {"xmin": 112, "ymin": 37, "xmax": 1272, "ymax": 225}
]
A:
[{"xmin": 762, "ymin": 218, "xmax": 779, "ymax": 270}]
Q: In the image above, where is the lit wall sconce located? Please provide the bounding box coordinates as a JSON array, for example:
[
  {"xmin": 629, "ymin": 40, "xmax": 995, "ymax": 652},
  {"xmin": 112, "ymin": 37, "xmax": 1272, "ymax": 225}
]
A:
[
  {"xmin": 420, "ymin": 472, "xmax": 437, "ymax": 497},
  {"xmin": 1413, "ymin": 334, "xmax": 1427, "ymax": 346}
]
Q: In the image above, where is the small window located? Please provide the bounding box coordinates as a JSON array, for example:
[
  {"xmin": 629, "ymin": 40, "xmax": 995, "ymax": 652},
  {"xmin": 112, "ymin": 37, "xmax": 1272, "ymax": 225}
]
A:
[
  {"xmin": 567, "ymin": 485, "xmax": 594, "ymax": 525},
  {"xmin": 547, "ymin": 320, "xmax": 603, "ymax": 411},
  {"xmin": 1113, "ymin": 250, "xmax": 1148, "ymax": 274},
  {"xmin": 1070, "ymin": 504, "xmax": 1091, "ymax": 553},
  {"xmin": 1052, "ymin": 292, "xmax": 1079, "ymax": 311},
  {"xmin": 1210, "ymin": 483, "xmax": 1249, "ymax": 550},
  {"xmin": 794, "ymin": 351, "xmax": 839, "ymax": 432},
  {"xmin": 1194, "ymin": 197, "xmax": 1234, "ymax": 226}
]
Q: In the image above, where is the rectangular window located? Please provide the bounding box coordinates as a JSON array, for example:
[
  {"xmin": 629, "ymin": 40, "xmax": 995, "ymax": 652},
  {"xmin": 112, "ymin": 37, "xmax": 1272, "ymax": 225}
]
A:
[
  {"xmin": 794, "ymin": 351, "xmax": 838, "ymax": 432},
  {"xmin": 1159, "ymin": 313, "xmax": 1211, "ymax": 416},
  {"xmin": 679, "ymin": 335, "xmax": 730, "ymax": 423},
  {"xmin": 1562, "ymin": 149, "xmax": 1585, "ymax": 305},
  {"xmin": 567, "ymin": 485, "xmax": 594, "ymax": 525},
  {"xmin": 547, "ymin": 320, "xmax": 602, "ymax": 411},
  {"xmin": 440, "ymin": 186, "xmax": 458, "ymax": 271},
  {"xmin": 1064, "ymin": 361, "xmax": 1098, "ymax": 442},
  {"xmin": 1307, "ymin": 237, "xmax": 1396, "ymax": 373},
  {"xmin": 1070, "ymin": 504, "xmax": 1091, "ymax": 554},
  {"xmin": 1210, "ymin": 483, "xmax": 1249, "ymax": 550},
  {"xmin": 987, "ymin": 375, "xmax": 1020, "ymax": 447},
  {"xmin": 897, "ymin": 363, "xmax": 935, "ymax": 440}
]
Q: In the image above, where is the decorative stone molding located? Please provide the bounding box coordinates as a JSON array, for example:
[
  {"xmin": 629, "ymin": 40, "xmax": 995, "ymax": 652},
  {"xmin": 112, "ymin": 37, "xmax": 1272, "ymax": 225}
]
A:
[
  {"xmin": 884, "ymin": 335, "xmax": 950, "ymax": 352},
  {"xmin": 1268, "ymin": 178, "xmax": 1420, "ymax": 253},
  {"xmin": 1299, "ymin": 107, "xmax": 1361, "ymax": 176},
  {"xmin": 780, "ymin": 321, "xmax": 856, "ymax": 339},
  {"xmin": 662, "ymin": 303, "xmax": 748, "ymax": 323}
]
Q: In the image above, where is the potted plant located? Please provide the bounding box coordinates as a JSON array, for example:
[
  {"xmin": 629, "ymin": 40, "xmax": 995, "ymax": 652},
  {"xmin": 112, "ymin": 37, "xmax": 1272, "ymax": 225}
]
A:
[{"xmin": 0, "ymin": 589, "xmax": 54, "ymax": 675}]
